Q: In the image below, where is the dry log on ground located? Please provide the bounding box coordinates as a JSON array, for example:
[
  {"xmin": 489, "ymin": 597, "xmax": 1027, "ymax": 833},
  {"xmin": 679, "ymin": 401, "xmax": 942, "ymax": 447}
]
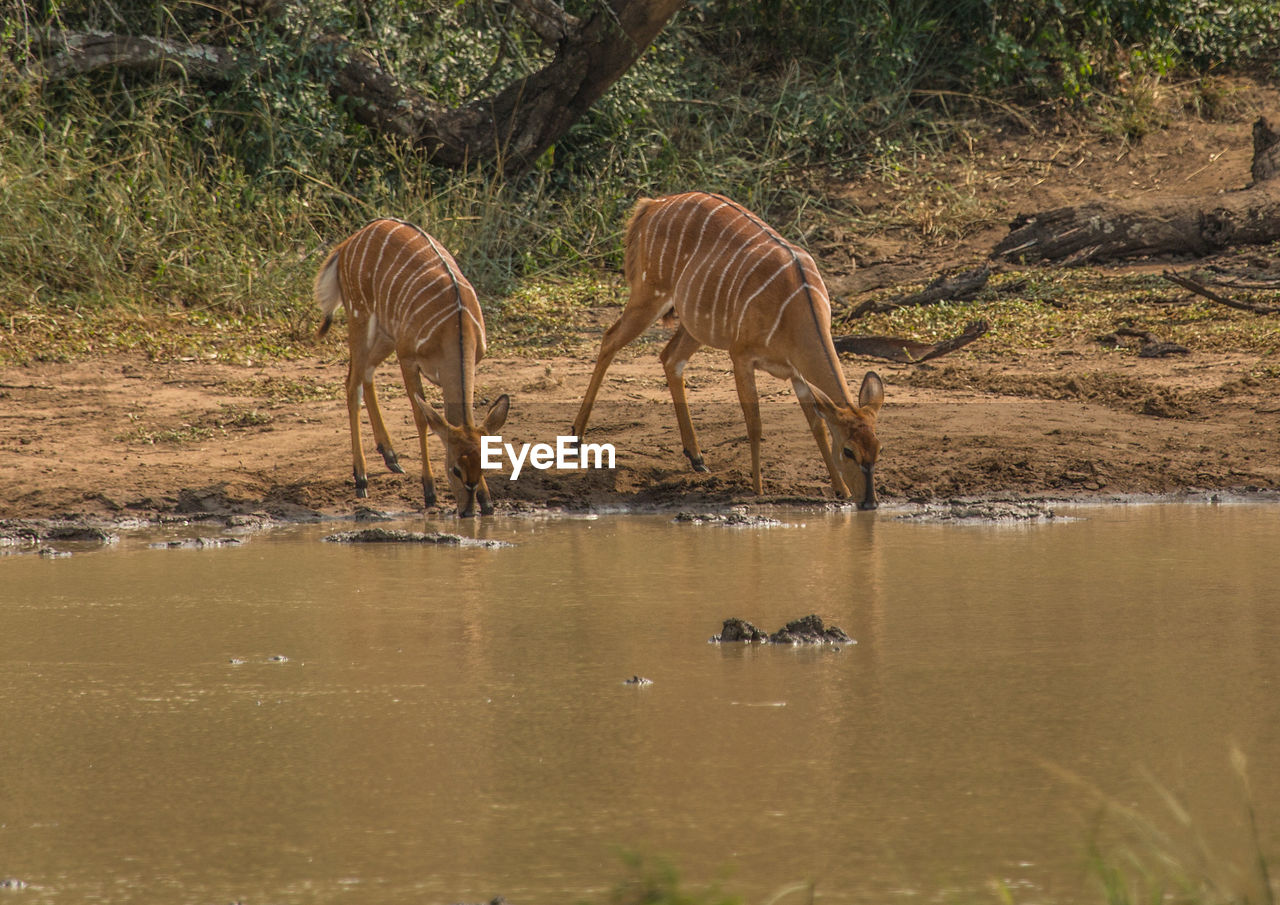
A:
[
  {"xmin": 992, "ymin": 116, "xmax": 1280, "ymax": 264},
  {"xmin": 833, "ymin": 319, "xmax": 989, "ymax": 363}
]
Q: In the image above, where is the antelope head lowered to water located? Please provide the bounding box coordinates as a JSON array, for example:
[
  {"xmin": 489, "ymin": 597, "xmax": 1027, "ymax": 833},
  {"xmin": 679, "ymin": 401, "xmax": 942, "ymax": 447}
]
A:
[
  {"xmin": 314, "ymin": 218, "xmax": 510, "ymax": 516},
  {"xmin": 571, "ymin": 191, "xmax": 884, "ymax": 508}
]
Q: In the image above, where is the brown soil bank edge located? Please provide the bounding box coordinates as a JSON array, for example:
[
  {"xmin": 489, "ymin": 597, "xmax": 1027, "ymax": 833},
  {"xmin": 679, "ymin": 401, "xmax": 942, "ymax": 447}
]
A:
[
  {"xmin": 5, "ymin": 89, "xmax": 1280, "ymax": 526},
  {"xmin": 1, "ymin": 341, "xmax": 1277, "ymax": 526}
]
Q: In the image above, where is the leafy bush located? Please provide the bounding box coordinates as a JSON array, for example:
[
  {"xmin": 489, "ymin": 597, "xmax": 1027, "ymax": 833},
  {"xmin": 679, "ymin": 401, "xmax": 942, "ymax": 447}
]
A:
[{"xmin": 4, "ymin": 0, "xmax": 1280, "ymax": 319}]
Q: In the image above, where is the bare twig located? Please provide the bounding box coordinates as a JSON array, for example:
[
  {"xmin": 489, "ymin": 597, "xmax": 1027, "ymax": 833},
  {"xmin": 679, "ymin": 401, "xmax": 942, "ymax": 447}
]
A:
[{"xmin": 1162, "ymin": 270, "xmax": 1280, "ymax": 314}]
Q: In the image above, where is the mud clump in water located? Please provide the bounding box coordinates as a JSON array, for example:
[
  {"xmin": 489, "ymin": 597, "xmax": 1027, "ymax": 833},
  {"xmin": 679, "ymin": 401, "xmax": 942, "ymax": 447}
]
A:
[
  {"xmin": 898, "ymin": 500, "xmax": 1061, "ymax": 523},
  {"xmin": 673, "ymin": 509, "xmax": 783, "ymax": 527},
  {"xmin": 149, "ymin": 536, "xmax": 244, "ymax": 550},
  {"xmin": 323, "ymin": 528, "xmax": 512, "ymax": 548},
  {"xmin": 712, "ymin": 614, "xmax": 853, "ymax": 645}
]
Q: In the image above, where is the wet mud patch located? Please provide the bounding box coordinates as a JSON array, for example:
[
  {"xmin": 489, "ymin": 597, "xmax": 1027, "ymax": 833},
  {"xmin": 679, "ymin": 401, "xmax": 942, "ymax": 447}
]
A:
[
  {"xmin": 711, "ymin": 614, "xmax": 855, "ymax": 645},
  {"xmin": 322, "ymin": 528, "xmax": 513, "ymax": 548},
  {"xmin": 178, "ymin": 484, "xmax": 325, "ymax": 523},
  {"xmin": 149, "ymin": 536, "xmax": 245, "ymax": 549},
  {"xmin": 673, "ymin": 508, "xmax": 786, "ymax": 527},
  {"xmin": 0, "ymin": 520, "xmax": 120, "ymax": 556},
  {"xmin": 897, "ymin": 499, "xmax": 1065, "ymax": 523}
]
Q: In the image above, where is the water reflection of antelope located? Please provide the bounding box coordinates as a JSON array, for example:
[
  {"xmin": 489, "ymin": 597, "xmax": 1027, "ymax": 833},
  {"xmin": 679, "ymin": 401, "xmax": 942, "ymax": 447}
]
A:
[
  {"xmin": 315, "ymin": 218, "xmax": 509, "ymax": 517},
  {"xmin": 572, "ymin": 192, "xmax": 885, "ymax": 508}
]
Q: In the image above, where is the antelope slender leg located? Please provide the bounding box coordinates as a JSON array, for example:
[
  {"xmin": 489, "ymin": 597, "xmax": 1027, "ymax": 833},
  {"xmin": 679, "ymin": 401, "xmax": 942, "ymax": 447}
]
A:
[
  {"xmin": 345, "ymin": 362, "xmax": 370, "ymax": 497},
  {"xmin": 659, "ymin": 325, "xmax": 708, "ymax": 472},
  {"xmin": 399, "ymin": 358, "xmax": 437, "ymax": 508},
  {"xmin": 792, "ymin": 378, "xmax": 850, "ymax": 499},
  {"xmin": 572, "ymin": 288, "xmax": 669, "ymax": 438},
  {"xmin": 361, "ymin": 380, "xmax": 405, "ymax": 474},
  {"xmin": 731, "ymin": 357, "xmax": 764, "ymax": 494},
  {"xmin": 340, "ymin": 360, "xmax": 371, "ymax": 501}
]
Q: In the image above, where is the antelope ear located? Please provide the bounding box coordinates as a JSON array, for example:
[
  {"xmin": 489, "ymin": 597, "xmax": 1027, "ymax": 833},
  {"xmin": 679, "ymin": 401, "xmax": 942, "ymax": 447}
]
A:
[
  {"xmin": 412, "ymin": 393, "xmax": 451, "ymax": 439},
  {"xmin": 859, "ymin": 371, "xmax": 885, "ymax": 413},
  {"xmin": 482, "ymin": 394, "xmax": 511, "ymax": 434}
]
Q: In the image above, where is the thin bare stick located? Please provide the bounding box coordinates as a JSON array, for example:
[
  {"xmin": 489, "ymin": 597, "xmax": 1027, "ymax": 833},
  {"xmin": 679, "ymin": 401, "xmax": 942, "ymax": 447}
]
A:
[{"xmin": 1162, "ymin": 270, "xmax": 1280, "ymax": 314}]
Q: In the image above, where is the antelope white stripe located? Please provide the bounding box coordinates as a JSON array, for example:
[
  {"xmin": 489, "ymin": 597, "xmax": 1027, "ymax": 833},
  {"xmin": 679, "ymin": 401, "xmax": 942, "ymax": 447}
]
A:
[
  {"xmin": 763, "ymin": 284, "xmax": 809, "ymax": 345},
  {"xmin": 733, "ymin": 262, "xmax": 790, "ymax": 338}
]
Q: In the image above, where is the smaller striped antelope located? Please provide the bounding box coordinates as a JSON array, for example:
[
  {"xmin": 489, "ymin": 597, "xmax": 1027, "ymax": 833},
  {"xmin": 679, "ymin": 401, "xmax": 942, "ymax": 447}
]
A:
[
  {"xmin": 572, "ymin": 192, "xmax": 884, "ymax": 508},
  {"xmin": 315, "ymin": 218, "xmax": 510, "ymax": 517}
]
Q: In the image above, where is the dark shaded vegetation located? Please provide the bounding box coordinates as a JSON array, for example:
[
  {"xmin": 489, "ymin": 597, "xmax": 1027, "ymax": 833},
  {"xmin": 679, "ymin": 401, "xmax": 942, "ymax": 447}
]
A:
[{"xmin": 2, "ymin": 0, "xmax": 1279, "ymax": 353}]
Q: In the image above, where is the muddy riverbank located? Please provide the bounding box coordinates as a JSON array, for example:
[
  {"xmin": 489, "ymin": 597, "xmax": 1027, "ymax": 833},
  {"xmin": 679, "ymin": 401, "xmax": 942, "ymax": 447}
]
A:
[{"xmin": 1, "ymin": 340, "xmax": 1276, "ymax": 529}]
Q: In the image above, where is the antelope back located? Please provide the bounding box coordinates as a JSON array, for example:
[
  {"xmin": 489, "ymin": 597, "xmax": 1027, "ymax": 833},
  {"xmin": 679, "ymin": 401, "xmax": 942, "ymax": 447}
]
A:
[
  {"xmin": 328, "ymin": 218, "xmax": 487, "ymax": 367},
  {"xmin": 624, "ymin": 192, "xmax": 831, "ymax": 354}
]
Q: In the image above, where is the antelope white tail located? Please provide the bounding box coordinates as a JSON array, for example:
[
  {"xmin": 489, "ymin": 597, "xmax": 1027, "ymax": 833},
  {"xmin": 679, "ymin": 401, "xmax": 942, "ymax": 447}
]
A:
[
  {"xmin": 316, "ymin": 218, "xmax": 510, "ymax": 516},
  {"xmin": 313, "ymin": 250, "xmax": 343, "ymax": 338}
]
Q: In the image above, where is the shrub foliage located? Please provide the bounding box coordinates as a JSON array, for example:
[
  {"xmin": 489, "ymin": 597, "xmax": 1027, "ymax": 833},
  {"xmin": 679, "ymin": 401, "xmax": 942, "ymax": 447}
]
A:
[{"xmin": 2, "ymin": 0, "xmax": 1278, "ymax": 318}]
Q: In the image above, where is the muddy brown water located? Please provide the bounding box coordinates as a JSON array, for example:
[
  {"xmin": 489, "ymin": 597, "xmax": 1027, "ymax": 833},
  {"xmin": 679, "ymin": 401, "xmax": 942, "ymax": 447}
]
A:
[{"xmin": 2, "ymin": 501, "xmax": 1278, "ymax": 904}]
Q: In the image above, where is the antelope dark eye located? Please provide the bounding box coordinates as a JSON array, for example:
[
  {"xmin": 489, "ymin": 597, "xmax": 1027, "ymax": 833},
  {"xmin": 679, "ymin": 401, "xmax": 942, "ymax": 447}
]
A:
[
  {"xmin": 842, "ymin": 447, "xmax": 856, "ymax": 460},
  {"xmin": 451, "ymin": 466, "xmax": 463, "ymax": 479}
]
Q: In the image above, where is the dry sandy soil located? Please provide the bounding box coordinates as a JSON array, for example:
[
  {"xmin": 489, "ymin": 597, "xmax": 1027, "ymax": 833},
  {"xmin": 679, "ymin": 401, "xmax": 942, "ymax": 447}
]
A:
[{"xmin": 3, "ymin": 88, "xmax": 1279, "ymax": 526}]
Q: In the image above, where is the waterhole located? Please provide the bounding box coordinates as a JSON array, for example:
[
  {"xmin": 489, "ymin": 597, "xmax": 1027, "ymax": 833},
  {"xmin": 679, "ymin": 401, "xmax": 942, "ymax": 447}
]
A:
[{"xmin": 1, "ymin": 500, "xmax": 1277, "ymax": 904}]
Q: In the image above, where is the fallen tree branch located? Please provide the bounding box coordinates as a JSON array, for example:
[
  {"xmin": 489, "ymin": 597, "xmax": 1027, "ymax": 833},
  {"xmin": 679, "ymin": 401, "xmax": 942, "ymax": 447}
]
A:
[
  {"xmin": 1162, "ymin": 269, "xmax": 1280, "ymax": 314},
  {"xmin": 992, "ymin": 116, "xmax": 1280, "ymax": 265},
  {"xmin": 847, "ymin": 265, "xmax": 990, "ymax": 318},
  {"xmin": 833, "ymin": 319, "xmax": 989, "ymax": 364},
  {"xmin": 27, "ymin": 29, "xmax": 240, "ymax": 82}
]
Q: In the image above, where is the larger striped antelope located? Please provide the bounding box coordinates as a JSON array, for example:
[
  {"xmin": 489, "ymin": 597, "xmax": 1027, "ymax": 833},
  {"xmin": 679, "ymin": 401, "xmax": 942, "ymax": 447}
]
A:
[
  {"xmin": 315, "ymin": 218, "xmax": 510, "ymax": 517},
  {"xmin": 572, "ymin": 192, "xmax": 885, "ymax": 508}
]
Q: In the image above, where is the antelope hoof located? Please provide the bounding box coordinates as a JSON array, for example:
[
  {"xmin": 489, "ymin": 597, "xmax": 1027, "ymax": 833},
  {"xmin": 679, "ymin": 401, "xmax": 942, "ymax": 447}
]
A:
[
  {"xmin": 458, "ymin": 506, "xmax": 476, "ymax": 518},
  {"xmin": 684, "ymin": 449, "xmax": 709, "ymax": 473},
  {"xmin": 480, "ymin": 501, "xmax": 495, "ymax": 516},
  {"xmin": 858, "ymin": 499, "xmax": 879, "ymax": 511},
  {"xmin": 423, "ymin": 488, "xmax": 437, "ymax": 509},
  {"xmin": 354, "ymin": 472, "xmax": 369, "ymax": 498},
  {"xmin": 378, "ymin": 445, "xmax": 405, "ymax": 474}
]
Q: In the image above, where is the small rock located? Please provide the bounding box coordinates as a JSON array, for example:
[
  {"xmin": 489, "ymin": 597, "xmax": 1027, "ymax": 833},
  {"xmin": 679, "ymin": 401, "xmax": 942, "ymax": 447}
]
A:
[
  {"xmin": 42, "ymin": 525, "xmax": 118, "ymax": 544},
  {"xmin": 712, "ymin": 615, "xmax": 853, "ymax": 645},
  {"xmin": 768, "ymin": 615, "xmax": 853, "ymax": 645},
  {"xmin": 711, "ymin": 618, "xmax": 770, "ymax": 643},
  {"xmin": 353, "ymin": 507, "xmax": 394, "ymax": 522}
]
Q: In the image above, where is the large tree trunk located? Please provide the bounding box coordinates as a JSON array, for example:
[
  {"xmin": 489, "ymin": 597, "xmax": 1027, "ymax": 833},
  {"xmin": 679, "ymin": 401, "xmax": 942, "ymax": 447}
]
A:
[
  {"xmin": 21, "ymin": 0, "xmax": 682, "ymax": 175},
  {"xmin": 328, "ymin": 0, "xmax": 681, "ymax": 173},
  {"xmin": 992, "ymin": 116, "xmax": 1280, "ymax": 264}
]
